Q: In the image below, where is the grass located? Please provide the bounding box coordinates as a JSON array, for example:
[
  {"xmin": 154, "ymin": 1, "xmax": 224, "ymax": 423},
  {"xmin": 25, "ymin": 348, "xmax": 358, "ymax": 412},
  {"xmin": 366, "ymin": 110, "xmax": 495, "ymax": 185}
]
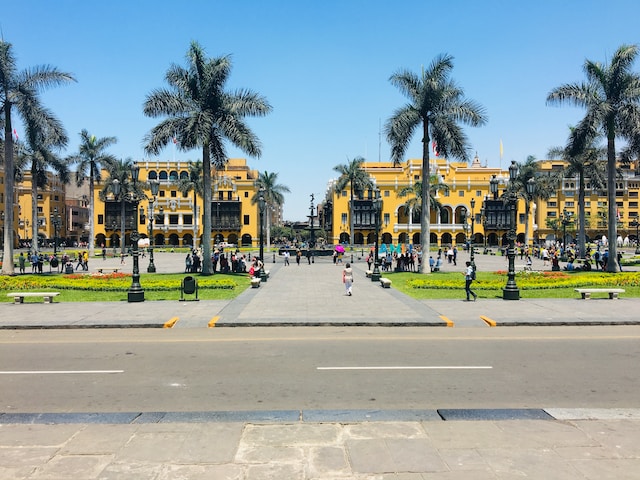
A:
[
  {"xmin": 384, "ymin": 269, "xmax": 640, "ymax": 300},
  {"xmin": 0, "ymin": 272, "xmax": 250, "ymax": 303}
]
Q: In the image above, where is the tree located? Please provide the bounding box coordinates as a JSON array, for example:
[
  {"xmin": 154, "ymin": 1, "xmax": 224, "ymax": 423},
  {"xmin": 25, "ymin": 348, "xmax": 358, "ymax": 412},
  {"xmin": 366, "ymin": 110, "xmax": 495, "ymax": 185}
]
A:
[
  {"xmin": 397, "ymin": 176, "xmax": 449, "ymax": 219},
  {"xmin": 332, "ymin": 157, "xmax": 373, "ymax": 248},
  {"xmin": 100, "ymin": 158, "xmax": 145, "ymax": 255},
  {"xmin": 67, "ymin": 130, "xmax": 117, "ymax": 256},
  {"xmin": 1, "ymin": 40, "xmax": 75, "ymax": 273},
  {"xmin": 143, "ymin": 41, "xmax": 271, "ymax": 275},
  {"xmin": 385, "ymin": 54, "xmax": 487, "ymax": 273},
  {"xmin": 19, "ymin": 124, "xmax": 70, "ymax": 248},
  {"xmin": 174, "ymin": 160, "xmax": 204, "ymax": 248},
  {"xmin": 252, "ymin": 171, "xmax": 290, "ymax": 253},
  {"xmin": 547, "ymin": 44, "xmax": 640, "ymax": 272},
  {"xmin": 548, "ymin": 131, "xmax": 607, "ymax": 258}
]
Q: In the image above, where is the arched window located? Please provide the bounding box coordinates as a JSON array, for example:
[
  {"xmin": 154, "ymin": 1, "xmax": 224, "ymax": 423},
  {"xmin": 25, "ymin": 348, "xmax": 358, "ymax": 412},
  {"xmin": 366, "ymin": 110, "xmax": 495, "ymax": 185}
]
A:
[
  {"xmin": 147, "ymin": 170, "xmax": 158, "ymax": 180},
  {"xmin": 169, "ymin": 170, "xmax": 179, "ymax": 181},
  {"xmin": 179, "ymin": 171, "xmax": 189, "ymax": 179},
  {"xmin": 159, "ymin": 171, "xmax": 168, "ymax": 180}
]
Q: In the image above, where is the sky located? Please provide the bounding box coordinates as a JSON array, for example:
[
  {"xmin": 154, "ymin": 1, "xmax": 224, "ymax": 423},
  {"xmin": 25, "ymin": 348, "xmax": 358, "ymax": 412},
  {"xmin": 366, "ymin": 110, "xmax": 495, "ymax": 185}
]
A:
[{"xmin": 5, "ymin": 0, "xmax": 640, "ymax": 220}]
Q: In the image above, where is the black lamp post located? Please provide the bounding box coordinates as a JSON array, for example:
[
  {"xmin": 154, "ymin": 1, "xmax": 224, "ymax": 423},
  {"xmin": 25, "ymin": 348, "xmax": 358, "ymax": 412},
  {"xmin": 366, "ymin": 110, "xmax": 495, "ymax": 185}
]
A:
[
  {"xmin": 50, "ymin": 207, "xmax": 62, "ymax": 257},
  {"xmin": 469, "ymin": 197, "xmax": 476, "ymax": 268},
  {"xmin": 631, "ymin": 219, "xmax": 640, "ymax": 254},
  {"xmin": 258, "ymin": 187, "xmax": 267, "ymax": 282},
  {"xmin": 371, "ymin": 188, "xmax": 382, "ymax": 282},
  {"xmin": 503, "ymin": 160, "xmax": 520, "ymax": 300},
  {"xmin": 560, "ymin": 208, "xmax": 571, "ymax": 254},
  {"xmin": 147, "ymin": 180, "xmax": 159, "ymax": 273},
  {"xmin": 128, "ymin": 165, "xmax": 144, "ymax": 302}
]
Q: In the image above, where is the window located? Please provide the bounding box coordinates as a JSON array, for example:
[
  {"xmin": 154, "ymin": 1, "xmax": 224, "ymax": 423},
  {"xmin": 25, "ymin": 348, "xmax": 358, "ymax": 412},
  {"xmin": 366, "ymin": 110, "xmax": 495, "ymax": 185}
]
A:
[
  {"xmin": 519, "ymin": 214, "xmax": 525, "ymax": 224},
  {"xmin": 565, "ymin": 201, "xmax": 574, "ymax": 208},
  {"xmin": 443, "ymin": 190, "xmax": 450, "ymax": 197},
  {"xmin": 54, "ymin": 195, "xmax": 59, "ymax": 201},
  {"xmin": 476, "ymin": 190, "xmax": 482, "ymax": 197},
  {"xmin": 342, "ymin": 190, "xmax": 347, "ymax": 197},
  {"xmin": 384, "ymin": 213, "xmax": 390, "ymax": 225},
  {"xmin": 629, "ymin": 202, "xmax": 638, "ymax": 208},
  {"xmin": 37, "ymin": 194, "xmax": 43, "ymax": 200},
  {"xmin": 244, "ymin": 191, "xmax": 249, "ymax": 198},
  {"xmin": 169, "ymin": 214, "xmax": 179, "ymax": 225},
  {"xmin": 183, "ymin": 214, "xmax": 193, "ymax": 225},
  {"xmin": 37, "ymin": 207, "xmax": 43, "ymax": 213},
  {"xmin": 182, "ymin": 191, "xmax": 188, "ymax": 198},
  {"xmin": 585, "ymin": 201, "xmax": 591, "ymax": 207},
  {"xmin": 171, "ymin": 190, "xmax": 177, "ymax": 198},
  {"xmin": 458, "ymin": 191, "xmax": 464, "ymax": 197},
  {"xmin": 341, "ymin": 213, "xmax": 348, "ymax": 224},
  {"xmin": 384, "ymin": 190, "xmax": 390, "ymax": 197},
  {"xmin": 630, "ymin": 191, "xmax": 638, "ymax": 198},
  {"xmin": 98, "ymin": 214, "xmax": 104, "ymax": 225},
  {"xmin": 547, "ymin": 201, "xmax": 557, "ymax": 208},
  {"xmin": 243, "ymin": 215, "xmax": 250, "ymax": 225},
  {"xmin": 159, "ymin": 191, "xmax": 166, "ymax": 198},
  {"xmin": 548, "ymin": 212, "xmax": 557, "ymax": 218}
]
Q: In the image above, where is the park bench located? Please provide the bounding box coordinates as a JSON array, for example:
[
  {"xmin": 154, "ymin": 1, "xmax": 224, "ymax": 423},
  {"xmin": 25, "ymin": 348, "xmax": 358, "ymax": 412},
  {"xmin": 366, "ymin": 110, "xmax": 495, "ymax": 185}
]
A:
[
  {"xmin": 95, "ymin": 267, "xmax": 121, "ymax": 274},
  {"xmin": 574, "ymin": 288, "xmax": 625, "ymax": 300},
  {"xmin": 380, "ymin": 277, "xmax": 392, "ymax": 288},
  {"xmin": 365, "ymin": 270, "xmax": 372, "ymax": 277},
  {"xmin": 250, "ymin": 278, "xmax": 261, "ymax": 288},
  {"xmin": 7, "ymin": 292, "xmax": 60, "ymax": 304}
]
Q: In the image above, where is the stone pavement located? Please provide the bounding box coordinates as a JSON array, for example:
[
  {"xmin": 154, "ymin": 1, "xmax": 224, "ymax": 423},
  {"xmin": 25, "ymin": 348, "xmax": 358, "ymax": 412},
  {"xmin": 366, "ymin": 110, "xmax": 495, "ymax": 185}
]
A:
[{"xmin": 1, "ymin": 250, "xmax": 640, "ymax": 478}]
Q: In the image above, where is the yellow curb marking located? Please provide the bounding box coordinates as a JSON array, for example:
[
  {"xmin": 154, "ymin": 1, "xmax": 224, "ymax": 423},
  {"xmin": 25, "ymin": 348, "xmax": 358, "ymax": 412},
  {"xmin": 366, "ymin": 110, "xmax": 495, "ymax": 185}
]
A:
[
  {"xmin": 439, "ymin": 315, "xmax": 454, "ymax": 327},
  {"xmin": 163, "ymin": 317, "xmax": 179, "ymax": 329},
  {"xmin": 480, "ymin": 315, "xmax": 497, "ymax": 327},
  {"xmin": 208, "ymin": 316, "xmax": 220, "ymax": 328}
]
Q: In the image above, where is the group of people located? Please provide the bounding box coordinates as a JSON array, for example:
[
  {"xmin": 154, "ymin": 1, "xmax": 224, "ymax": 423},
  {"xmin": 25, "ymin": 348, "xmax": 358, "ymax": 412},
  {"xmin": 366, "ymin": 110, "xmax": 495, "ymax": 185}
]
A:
[{"xmin": 16, "ymin": 251, "xmax": 87, "ymax": 274}]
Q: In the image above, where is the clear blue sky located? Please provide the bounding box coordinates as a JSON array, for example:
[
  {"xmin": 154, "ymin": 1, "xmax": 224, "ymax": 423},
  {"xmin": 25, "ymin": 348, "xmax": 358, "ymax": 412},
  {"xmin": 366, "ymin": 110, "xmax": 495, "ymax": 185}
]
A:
[{"xmin": 5, "ymin": 0, "xmax": 640, "ymax": 220}]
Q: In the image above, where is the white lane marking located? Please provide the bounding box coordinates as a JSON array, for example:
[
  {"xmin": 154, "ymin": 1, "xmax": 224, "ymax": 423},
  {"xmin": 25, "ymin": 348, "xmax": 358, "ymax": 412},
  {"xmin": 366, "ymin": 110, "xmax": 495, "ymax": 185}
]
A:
[
  {"xmin": 0, "ymin": 370, "xmax": 124, "ymax": 375},
  {"xmin": 317, "ymin": 366, "xmax": 492, "ymax": 370}
]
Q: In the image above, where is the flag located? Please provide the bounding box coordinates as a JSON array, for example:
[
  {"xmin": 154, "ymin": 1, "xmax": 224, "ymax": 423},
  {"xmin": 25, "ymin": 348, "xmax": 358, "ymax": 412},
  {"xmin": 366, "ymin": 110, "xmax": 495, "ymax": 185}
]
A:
[
  {"xmin": 12, "ymin": 129, "xmax": 19, "ymax": 141},
  {"xmin": 173, "ymin": 137, "xmax": 177, "ymax": 144},
  {"xmin": 432, "ymin": 141, "xmax": 439, "ymax": 157},
  {"xmin": 499, "ymin": 139, "xmax": 503, "ymax": 159}
]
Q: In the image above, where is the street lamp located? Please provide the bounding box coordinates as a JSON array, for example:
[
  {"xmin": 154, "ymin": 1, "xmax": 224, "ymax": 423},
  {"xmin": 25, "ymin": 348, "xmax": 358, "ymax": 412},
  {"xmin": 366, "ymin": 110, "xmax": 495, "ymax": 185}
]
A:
[
  {"xmin": 147, "ymin": 180, "xmax": 159, "ymax": 273},
  {"xmin": 371, "ymin": 188, "xmax": 382, "ymax": 282},
  {"xmin": 50, "ymin": 208, "xmax": 62, "ymax": 257},
  {"xmin": 560, "ymin": 208, "xmax": 571, "ymax": 255},
  {"xmin": 128, "ymin": 165, "xmax": 144, "ymax": 302},
  {"xmin": 503, "ymin": 160, "xmax": 520, "ymax": 301},
  {"xmin": 258, "ymin": 188, "xmax": 267, "ymax": 282},
  {"xmin": 469, "ymin": 197, "xmax": 476, "ymax": 269},
  {"xmin": 630, "ymin": 218, "xmax": 640, "ymax": 254}
]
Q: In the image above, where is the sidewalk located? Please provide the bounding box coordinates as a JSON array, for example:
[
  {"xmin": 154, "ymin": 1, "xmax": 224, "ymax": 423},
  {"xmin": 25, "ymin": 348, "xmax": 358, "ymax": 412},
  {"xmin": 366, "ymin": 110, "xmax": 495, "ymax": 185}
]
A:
[{"xmin": 2, "ymin": 251, "xmax": 640, "ymax": 478}]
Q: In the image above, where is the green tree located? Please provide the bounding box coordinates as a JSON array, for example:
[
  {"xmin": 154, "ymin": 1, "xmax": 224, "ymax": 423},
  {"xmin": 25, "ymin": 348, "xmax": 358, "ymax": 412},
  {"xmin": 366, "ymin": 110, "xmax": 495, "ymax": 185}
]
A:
[
  {"xmin": 547, "ymin": 44, "xmax": 640, "ymax": 272},
  {"xmin": 333, "ymin": 156, "xmax": 373, "ymax": 248},
  {"xmin": 100, "ymin": 158, "xmax": 145, "ymax": 255},
  {"xmin": 548, "ymin": 132, "xmax": 607, "ymax": 258},
  {"xmin": 385, "ymin": 54, "xmax": 487, "ymax": 273},
  {"xmin": 174, "ymin": 160, "xmax": 204, "ymax": 248},
  {"xmin": 0, "ymin": 40, "xmax": 75, "ymax": 273},
  {"xmin": 143, "ymin": 41, "xmax": 271, "ymax": 275},
  {"xmin": 252, "ymin": 171, "xmax": 290, "ymax": 252},
  {"xmin": 397, "ymin": 175, "xmax": 449, "ymax": 219},
  {"xmin": 67, "ymin": 130, "xmax": 117, "ymax": 256}
]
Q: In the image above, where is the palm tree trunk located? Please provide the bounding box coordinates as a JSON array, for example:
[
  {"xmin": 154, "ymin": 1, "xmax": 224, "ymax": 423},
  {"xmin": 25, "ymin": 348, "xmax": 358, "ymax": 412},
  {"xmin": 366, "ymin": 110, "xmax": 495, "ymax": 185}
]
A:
[
  {"xmin": 524, "ymin": 201, "xmax": 530, "ymax": 248},
  {"xmin": 577, "ymin": 173, "xmax": 586, "ymax": 258},
  {"xmin": 419, "ymin": 123, "xmax": 431, "ymax": 274},
  {"xmin": 201, "ymin": 145, "xmax": 212, "ymax": 275},
  {"xmin": 349, "ymin": 187, "xmax": 354, "ymax": 250},
  {"xmin": 2, "ymin": 111, "xmax": 16, "ymax": 274},
  {"xmin": 606, "ymin": 132, "xmax": 619, "ymax": 272},
  {"xmin": 88, "ymin": 170, "xmax": 95, "ymax": 257},
  {"xmin": 31, "ymin": 167, "xmax": 38, "ymax": 252},
  {"xmin": 192, "ymin": 190, "xmax": 198, "ymax": 249},
  {"xmin": 266, "ymin": 204, "xmax": 271, "ymax": 256}
]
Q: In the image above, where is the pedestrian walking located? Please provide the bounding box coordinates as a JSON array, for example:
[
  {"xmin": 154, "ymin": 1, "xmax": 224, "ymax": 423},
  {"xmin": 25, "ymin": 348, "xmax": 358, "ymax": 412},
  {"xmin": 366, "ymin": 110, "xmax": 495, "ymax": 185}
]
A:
[
  {"xmin": 283, "ymin": 250, "xmax": 290, "ymax": 266},
  {"xmin": 342, "ymin": 262, "xmax": 354, "ymax": 296},
  {"xmin": 463, "ymin": 261, "xmax": 477, "ymax": 301},
  {"xmin": 18, "ymin": 253, "xmax": 26, "ymax": 274},
  {"xmin": 296, "ymin": 250, "xmax": 301, "ymax": 266}
]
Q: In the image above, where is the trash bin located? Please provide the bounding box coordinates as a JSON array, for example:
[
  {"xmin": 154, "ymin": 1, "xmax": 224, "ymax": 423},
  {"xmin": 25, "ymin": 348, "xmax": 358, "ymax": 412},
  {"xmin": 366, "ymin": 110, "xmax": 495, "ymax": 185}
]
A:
[{"xmin": 180, "ymin": 275, "xmax": 199, "ymax": 301}]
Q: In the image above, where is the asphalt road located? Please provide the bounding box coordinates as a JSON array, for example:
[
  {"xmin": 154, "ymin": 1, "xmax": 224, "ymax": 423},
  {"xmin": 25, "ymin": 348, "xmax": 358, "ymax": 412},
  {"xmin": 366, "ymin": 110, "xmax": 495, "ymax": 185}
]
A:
[{"xmin": 2, "ymin": 326, "xmax": 639, "ymax": 413}]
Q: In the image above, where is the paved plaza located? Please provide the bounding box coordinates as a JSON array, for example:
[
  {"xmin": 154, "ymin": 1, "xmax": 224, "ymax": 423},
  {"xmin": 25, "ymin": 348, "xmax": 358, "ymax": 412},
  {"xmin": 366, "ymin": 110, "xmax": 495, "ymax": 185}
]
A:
[{"xmin": 1, "ymin": 249, "xmax": 639, "ymax": 478}]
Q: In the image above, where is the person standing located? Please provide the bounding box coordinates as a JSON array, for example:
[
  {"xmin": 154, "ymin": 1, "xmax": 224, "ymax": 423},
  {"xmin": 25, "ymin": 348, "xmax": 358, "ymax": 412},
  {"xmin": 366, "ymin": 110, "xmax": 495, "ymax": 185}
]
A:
[
  {"xmin": 18, "ymin": 253, "xmax": 26, "ymax": 274},
  {"xmin": 283, "ymin": 250, "xmax": 290, "ymax": 266},
  {"xmin": 464, "ymin": 261, "xmax": 477, "ymax": 301},
  {"xmin": 342, "ymin": 262, "xmax": 354, "ymax": 296},
  {"xmin": 296, "ymin": 250, "xmax": 301, "ymax": 266}
]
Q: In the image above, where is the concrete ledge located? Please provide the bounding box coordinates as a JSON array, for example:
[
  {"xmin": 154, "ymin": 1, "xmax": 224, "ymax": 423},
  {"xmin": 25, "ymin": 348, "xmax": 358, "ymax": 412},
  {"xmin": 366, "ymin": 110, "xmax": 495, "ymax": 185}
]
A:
[{"xmin": 438, "ymin": 409, "xmax": 553, "ymax": 421}]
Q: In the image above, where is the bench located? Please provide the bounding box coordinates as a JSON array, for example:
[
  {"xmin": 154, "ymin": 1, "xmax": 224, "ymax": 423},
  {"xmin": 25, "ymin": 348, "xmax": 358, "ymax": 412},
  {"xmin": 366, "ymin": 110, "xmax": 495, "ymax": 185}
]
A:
[
  {"xmin": 575, "ymin": 288, "xmax": 625, "ymax": 300},
  {"xmin": 365, "ymin": 270, "xmax": 372, "ymax": 278},
  {"xmin": 95, "ymin": 267, "xmax": 120, "ymax": 274},
  {"xmin": 380, "ymin": 278, "xmax": 392, "ymax": 288},
  {"xmin": 7, "ymin": 292, "xmax": 60, "ymax": 304},
  {"xmin": 250, "ymin": 278, "xmax": 261, "ymax": 288},
  {"xmin": 518, "ymin": 264, "xmax": 533, "ymax": 272}
]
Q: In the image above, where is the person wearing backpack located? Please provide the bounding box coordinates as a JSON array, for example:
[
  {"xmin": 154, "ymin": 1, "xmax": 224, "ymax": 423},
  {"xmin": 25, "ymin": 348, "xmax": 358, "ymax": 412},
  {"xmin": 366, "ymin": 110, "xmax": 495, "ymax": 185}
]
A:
[{"xmin": 464, "ymin": 261, "xmax": 477, "ymax": 301}]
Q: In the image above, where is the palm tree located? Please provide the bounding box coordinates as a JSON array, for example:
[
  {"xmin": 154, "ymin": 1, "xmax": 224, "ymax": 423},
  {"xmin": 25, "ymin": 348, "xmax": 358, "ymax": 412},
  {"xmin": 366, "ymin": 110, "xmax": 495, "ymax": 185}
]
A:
[
  {"xmin": 548, "ymin": 132, "xmax": 607, "ymax": 258},
  {"xmin": 397, "ymin": 175, "xmax": 449, "ymax": 219},
  {"xmin": 100, "ymin": 158, "xmax": 144, "ymax": 255},
  {"xmin": 174, "ymin": 160, "xmax": 204, "ymax": 248},
  {"xmin": 67, "ymin": 130, "xmax": 117, "ymax": 256},
  {"xmin": 333, "ymin": 157, "xmax": 373, "ymax": 248},
  {"xmin": 143, "ymin": 41, "xmax": 272, "ymax": 275},
  {"xmin": 252, "ymin": 171, "xmax": 290, "ymax": 253},
  {"xmin": 19, "ymin": 126, "xmax": 71, "ymax": 247},
  {"xmin": 0, "ymin": 40, "xmax": 75, "ymax": 273},
  {"xmin": 385, "ymin": 54, "xmax": 487, "ymax": 273},
  {"xmin": 547, "ymin": 44, "xmax": 640, "ymax": 272}
]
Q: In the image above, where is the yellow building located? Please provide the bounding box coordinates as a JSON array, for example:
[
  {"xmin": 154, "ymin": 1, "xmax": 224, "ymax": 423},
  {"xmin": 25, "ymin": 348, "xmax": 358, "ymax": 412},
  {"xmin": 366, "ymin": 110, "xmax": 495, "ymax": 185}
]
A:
[
  {"xmin": 320, "ymin": 156, "xmax": 532, "ymax": 249},
  {"xmin": 93, "ymin": 158, "xmax": 264, "ymax": 249},
  {"xmin": 534, "ymin": 159, "xmax": 640, "ymax": 245}
]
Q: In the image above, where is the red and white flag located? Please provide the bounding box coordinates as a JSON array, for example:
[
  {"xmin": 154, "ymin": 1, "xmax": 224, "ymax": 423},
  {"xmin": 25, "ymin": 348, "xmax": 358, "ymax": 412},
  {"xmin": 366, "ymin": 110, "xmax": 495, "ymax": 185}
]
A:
[
  {"xmin": 432, "ymin": 141, "xmax": 439, "ymax": 157},
  {"xmin": 12, "ymin": 129, "xmax": 19, "ymax": 141}
]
